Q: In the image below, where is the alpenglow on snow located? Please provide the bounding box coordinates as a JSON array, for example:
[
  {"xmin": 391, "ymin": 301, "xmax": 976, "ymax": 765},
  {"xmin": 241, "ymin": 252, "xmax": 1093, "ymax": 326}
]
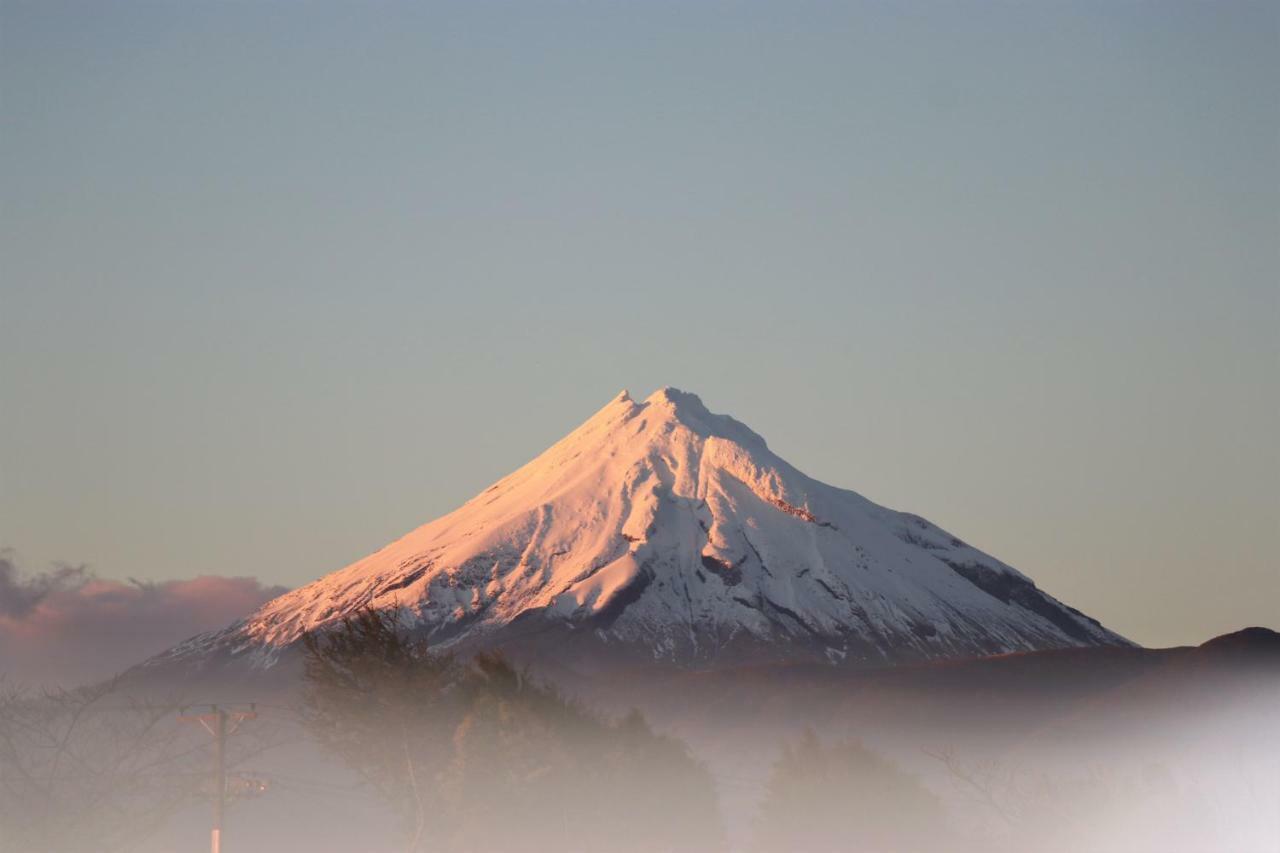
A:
[{"xmin": 149, "ymin": 388, "xmax": 1128, "ymax": 676}]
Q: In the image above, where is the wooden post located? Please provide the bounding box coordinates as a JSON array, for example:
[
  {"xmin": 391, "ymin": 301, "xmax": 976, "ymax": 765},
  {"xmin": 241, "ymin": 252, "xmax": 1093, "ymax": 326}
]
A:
[
  {"xmin": 179, "ymin": 703, "xmax": 256, "ymax": 853},
  {"xmin": 212, "ymin": 707, "xmax": 226, "ymax": 853}
]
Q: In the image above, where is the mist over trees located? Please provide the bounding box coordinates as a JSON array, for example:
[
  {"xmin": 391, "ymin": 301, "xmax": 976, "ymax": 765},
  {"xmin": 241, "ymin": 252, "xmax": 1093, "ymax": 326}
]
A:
[
  {"xmin": 751, "ymin": 728, "xmax": 944, "ymax": 853},
  {"xmin": 0, "ymin": 681, "xmax": 205, "ymax": 852},
  {"xmin": 301, "ymin": 609, "xmax": 725, "ymax": 852},
  {"xmin": 0, "ymin": 678, "xmax": 289, "ymax": 853},
  {"xmin": 3, "ymin": 609, "xmax": 1271, "ymax": 852}
]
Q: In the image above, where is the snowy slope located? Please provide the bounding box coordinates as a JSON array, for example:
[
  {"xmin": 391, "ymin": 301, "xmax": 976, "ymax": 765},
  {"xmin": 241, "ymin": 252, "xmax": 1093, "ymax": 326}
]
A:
[{"xmin": 147, "ymin": 388, "xmax": 1128, "ymax": 675}]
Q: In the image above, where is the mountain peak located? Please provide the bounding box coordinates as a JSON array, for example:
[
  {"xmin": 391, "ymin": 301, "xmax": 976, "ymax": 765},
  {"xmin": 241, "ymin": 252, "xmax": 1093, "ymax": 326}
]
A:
[
  {"xmin": 643, "ymin": 386, "xmax": 713, "ymax": 428},
  {"xmin": 633, "ymin": 386, "xmax": 766, "ymax": 449},
  {"xmin": 144, "ymin": 388, "xmax": 1130, "ymax": 677},
  {"xmin": 644, "ymin": 385, "xmax": 699, "ymax": 407}
]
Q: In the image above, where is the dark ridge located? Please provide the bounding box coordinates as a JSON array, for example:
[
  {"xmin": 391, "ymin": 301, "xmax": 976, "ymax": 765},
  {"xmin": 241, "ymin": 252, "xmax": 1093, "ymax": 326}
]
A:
[
  {"xmin": 453, "ymin": 549, "xmax": 521, "ymax": 585},
  {"xmin": 700, "ymin": 554, "xmax": 745, "ymax": 586},
  {"xmin": 813, "ymin": 578, "xmax": 846, "ymax": 601},
  {"xmin": 941, "ymin": 559, "xmax": 1092, "ymax": 642},
  {"xmin": 378, "ymin": 565, "xmax": 432, "ymax": 595},
  {"xmin": 911, "ymin": 621, "xmax": 938, "ymax": 639},
  {"xmin": 741, "ymin": 535, "xmax": 773, "ymax": 578},
  {"xmin": 760, "ymin": 596, "xmax": 824, "ymax": 639},
  {"xmin": 897, "ymin": 527, "xmax": 945, "ymax": 550},
  {"xmin": 1198, "ymin": 627, "xmax": 1280, "ymax": 662},
  {"xmin": 424, "ymin": 600, "xmax": 491, "ymax": 644},
  {"xmin": 589, "ymin": 563, "xmax": 656, "ymax": 630},
  {"xmin": 1200, "ymin": 626, "xmax": 1280, "ymax": 648}
]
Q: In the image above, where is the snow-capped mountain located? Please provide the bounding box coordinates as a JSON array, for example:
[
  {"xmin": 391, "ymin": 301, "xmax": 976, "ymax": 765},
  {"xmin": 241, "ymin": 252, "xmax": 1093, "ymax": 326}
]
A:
[{"xmin": 148, "ymin": 387, "xmax": 1128, "ymax": 677}]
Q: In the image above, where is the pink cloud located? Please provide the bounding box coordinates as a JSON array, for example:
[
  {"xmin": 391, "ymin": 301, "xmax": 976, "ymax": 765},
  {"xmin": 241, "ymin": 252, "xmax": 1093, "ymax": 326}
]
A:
[{"xmin": 0, "ymin": 555, "xmax": 286, "ymax": 688}]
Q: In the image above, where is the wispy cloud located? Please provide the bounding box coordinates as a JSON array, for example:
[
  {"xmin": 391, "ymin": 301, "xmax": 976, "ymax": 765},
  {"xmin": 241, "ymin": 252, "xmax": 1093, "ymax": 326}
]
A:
[
  {"xmin": 0, "ymin": 552, "xmax": 286, "ymax": 688},
  {"xmin": 0, "ymin": 556, "xmax": 90, "ymax": 617}
]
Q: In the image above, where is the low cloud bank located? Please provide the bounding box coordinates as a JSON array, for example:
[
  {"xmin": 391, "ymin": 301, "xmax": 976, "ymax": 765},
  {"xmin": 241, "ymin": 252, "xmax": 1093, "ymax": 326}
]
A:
[{"xmin": 0, "ymin": 552, "xmax": 287, "ymax": 688}]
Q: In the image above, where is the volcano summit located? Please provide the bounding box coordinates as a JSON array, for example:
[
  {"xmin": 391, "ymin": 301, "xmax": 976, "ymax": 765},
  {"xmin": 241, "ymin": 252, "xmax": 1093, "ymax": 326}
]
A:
[{"xmin": 148, "ymin": 388, "xmax": 1128, "ymax": 678}]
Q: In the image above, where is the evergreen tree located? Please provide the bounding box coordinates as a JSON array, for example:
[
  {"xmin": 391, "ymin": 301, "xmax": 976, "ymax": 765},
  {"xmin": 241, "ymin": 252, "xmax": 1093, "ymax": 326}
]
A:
[
  {"xmin": 752, "ymin": 728, "xmax": 944, "ymax": 853},
  {"xmin": 302, "ymin": 610, "xmax": 725, "ymax": 852}
]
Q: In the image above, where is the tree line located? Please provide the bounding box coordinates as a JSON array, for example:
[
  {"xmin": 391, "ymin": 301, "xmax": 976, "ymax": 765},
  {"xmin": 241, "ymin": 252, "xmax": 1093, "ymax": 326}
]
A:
[{"xmin": 1, "ymin": 609, "xmax": 948, "ymax": 852}]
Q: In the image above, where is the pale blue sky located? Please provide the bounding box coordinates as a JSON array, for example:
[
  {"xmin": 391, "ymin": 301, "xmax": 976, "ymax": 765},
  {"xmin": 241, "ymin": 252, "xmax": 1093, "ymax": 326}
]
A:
[{"xmin": 3, "ymin": 1, "xmax": 1276, "ymax": 647}]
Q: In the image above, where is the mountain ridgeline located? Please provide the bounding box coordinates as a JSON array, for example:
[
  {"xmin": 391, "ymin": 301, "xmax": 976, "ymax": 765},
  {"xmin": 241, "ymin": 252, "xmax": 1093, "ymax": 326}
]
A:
[{"xmin": 144, "ymin": 387, "xmax": 1128, "ymax": 680}]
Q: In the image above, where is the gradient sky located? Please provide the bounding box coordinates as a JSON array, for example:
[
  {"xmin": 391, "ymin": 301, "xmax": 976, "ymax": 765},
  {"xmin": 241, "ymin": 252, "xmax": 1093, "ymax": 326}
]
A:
[{"xmin": 2, "ymin": 1, "xmax": 1276, "ymax": 649}]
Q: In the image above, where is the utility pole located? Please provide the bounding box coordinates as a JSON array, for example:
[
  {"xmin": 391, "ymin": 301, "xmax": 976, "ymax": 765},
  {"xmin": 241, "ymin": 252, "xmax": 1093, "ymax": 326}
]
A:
[
  {"xmin": 213, "ymin": 708, "xmax": 226, "ymax": 853},
  {"xmin": 179, "ymin": 703, "xmax": 257, "ymax": 853}
]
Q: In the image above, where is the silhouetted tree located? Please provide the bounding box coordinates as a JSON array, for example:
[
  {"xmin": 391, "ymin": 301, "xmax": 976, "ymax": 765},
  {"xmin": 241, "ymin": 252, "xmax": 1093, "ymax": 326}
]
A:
[
  {"xmin": 302, "ymin": 609, "xmax": 462, "ymax": 849},
  {"xmin": 751, "ymin": 728, "xmax": 944, "ymax": 852},
  {"xmin": 441, "ymin": 654, "xmax": 724, "ymax": 852},
  {"xmin": 0, "ymin": 680, "xmax": 205, "ymax": 853},
  {"xmin": 301, "ymin": 609, "xmax": 725, "ymax": 852},
  {"xmin": 597, "ymin": 708, "xmax": 725, "ymax": 852}
]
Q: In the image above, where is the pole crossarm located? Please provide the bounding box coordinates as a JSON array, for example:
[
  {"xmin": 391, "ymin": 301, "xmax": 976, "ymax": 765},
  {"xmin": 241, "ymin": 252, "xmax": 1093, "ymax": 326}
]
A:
[{"xmin": 177, "ymin": 703, "xmax": 259, "ymax": 853}]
